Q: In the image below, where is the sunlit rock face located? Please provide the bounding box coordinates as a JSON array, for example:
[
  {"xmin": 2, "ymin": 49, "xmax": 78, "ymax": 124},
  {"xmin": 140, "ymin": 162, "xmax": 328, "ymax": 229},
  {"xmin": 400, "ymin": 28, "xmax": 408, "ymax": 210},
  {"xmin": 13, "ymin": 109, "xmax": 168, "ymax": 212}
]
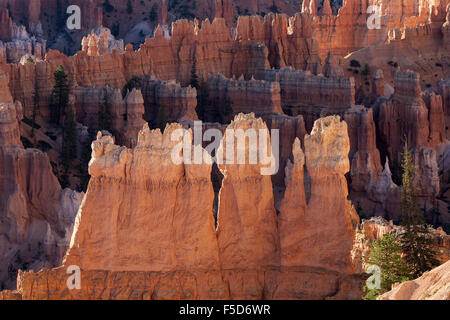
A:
[{"xmin": 11, "ymin": 114, "xmax": 363, "ymax": 300}]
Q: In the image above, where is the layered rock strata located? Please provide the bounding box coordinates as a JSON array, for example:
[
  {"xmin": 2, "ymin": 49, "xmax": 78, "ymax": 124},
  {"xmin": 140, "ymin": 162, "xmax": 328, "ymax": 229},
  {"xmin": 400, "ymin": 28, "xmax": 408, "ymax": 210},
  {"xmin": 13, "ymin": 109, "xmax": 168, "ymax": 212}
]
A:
[
  {"xmin": 141, "ymin": 76, "xmax": 198, "ymax": 124},
  {"xmin": 206, "ymin": 74, "xmax": 283, "ymax": 122},
  {"xmin": 11, "ymin": 114, "xmax": 364, "ymax": 299},
  {"xmin": 259, "ymin": 67, "xmax": 355, "ymax": 130},
  {"xmin": 0, "ymin": 76, "xmax": 82, "ymax": 290}
]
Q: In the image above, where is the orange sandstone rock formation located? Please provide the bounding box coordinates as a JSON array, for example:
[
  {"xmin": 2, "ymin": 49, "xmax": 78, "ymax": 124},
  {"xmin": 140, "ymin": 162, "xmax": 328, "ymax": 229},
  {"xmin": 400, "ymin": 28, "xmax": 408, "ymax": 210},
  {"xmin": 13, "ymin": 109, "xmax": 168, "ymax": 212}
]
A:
[
  {"xmin": 10, "ymin": 114, "xmax": 364, "ymax": 300},
  {"xmin": 279, "ymin": 116, "xmax": 355, "ymax": 273},
  {"xmin": 0, "ymin": 75, "xmax": 82, "ymax": 290}
]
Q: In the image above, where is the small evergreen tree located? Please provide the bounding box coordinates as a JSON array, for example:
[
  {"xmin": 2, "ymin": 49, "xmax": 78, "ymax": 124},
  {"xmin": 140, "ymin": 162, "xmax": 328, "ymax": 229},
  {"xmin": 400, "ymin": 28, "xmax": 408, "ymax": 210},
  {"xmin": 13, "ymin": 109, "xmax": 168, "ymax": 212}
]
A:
[
  {"xmin": 157, "ymin": 103, "xmax": 167, "ymax": 132},
  {"xmin": 98, "ymin": 88, "xmax": 112, "ymax": 132},
  {"xmin": 196, "ymin": 80, "xmax": 209, "ymax": 121},
  {"xmin": 122, "ymin": 77, "xmax": 142, "ymax": 98},
  {"xmin": 190, "ymin": 56, "xmax": 199, "ymax": 90},
  {"xmin": 149, "ymin": 3, "xmax": 159, "ymax": 22},
  {"xmin": 363, "ymin": 234, "xmax": 412, "ymax": 300},
  {"xmin": 61, "ymin": 108, "xmax": 78, "ymax": 186},
  {"xmin": 220, "ymin": 96, "xmax": 233, "ymax": 123},
  {"xmin": 31, "ymin": 80, "xmax": 40, "ymax": 139},
  {"xmin": 50, "ymin": 65, "xmax": 70, "ymax": 125},
  {"xmin": 399, "ymin": 143, "xmax": 440, "ymax": 278},
  {"xmin": 127, "ymin": 0, "xmax": 133, "ymax": 14}
]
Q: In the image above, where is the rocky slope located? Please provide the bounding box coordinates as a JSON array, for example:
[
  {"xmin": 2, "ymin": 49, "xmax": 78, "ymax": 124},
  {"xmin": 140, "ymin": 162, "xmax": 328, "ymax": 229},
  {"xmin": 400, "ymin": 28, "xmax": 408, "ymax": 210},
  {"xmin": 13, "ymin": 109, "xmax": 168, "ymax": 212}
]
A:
[{"xmin": 378, "ymin": 260, "xmax": 450, "ymax": 300}]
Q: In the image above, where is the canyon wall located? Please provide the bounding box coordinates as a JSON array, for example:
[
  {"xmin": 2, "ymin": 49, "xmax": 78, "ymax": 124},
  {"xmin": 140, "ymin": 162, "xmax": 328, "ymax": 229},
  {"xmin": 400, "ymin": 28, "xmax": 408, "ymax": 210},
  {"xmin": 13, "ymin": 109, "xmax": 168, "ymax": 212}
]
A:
[
  {"xmin": 0, "ymin": 69, "xmax": 82, "ymax": 290},
  {"xmin": 206, "ymin": 73, "xmax": 283, "ymax": 122},
  {"xmin": 141, "ymin": 76, "xmax": 198, "ymax": 124},
  {"xmin": 11, "ymin": 114, "xmax": 364, "ymax": 299},
  {"xmin": 73, "ymin": 86, "xmax": 145, "ymax": 147},
  {"xmin": 260, "ymin": 67, "xmax": 355, "ymax": 130}
]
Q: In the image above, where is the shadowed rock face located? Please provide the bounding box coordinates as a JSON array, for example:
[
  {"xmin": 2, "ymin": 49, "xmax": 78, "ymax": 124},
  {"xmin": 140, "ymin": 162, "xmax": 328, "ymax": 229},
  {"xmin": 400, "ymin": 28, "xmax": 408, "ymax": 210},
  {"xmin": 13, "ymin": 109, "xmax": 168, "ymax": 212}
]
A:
[
  {"xmin": 11, "ymin": 114, "xmax": 364, "ymax": 300},
  {"xmin": 0, "ymin": 76, "xmax": 83, "ymax": 290},
  {"xmin": 279, "ymin": 116, "xmax": 355, "ymax": 273},
  {"xmin": 0, "ymin": 0, "xmax": 449, "ymax": 301}
]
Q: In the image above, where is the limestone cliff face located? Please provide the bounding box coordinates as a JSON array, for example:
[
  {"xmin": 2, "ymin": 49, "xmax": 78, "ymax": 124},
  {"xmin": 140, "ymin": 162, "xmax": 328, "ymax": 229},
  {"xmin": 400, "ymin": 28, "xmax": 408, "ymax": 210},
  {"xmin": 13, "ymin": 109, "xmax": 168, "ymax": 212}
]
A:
[
  {"xmin": 141, "ymin": 76, "xmax": 198, "ymax": 124},
  {"xmin": 260, "ymin": 67, "xmax": 355, "ymax": 130},
  {"xmin": 0, "ymin": 81, "xmax": 82, "ymax": 290},
  {"xmin": 12, "ymin": 114, "xmax": 364, "ymax": 300},
  {"xmin": 375, "ymin": 71, "xmax": 443, "ymax": 158},
  {"xmin": 264, "ymin": 114, "xmax": 306, "ymax": 192},
  {"xmin": 206, "ymin": 74, "xmax": 283, "ymax": 122},
  {"xmin": 279, "ymin": 116, "xmax": 355, "ymax": 273},
  {"xmin": 236, "ymin": 13, "xmax": 322, "ymax": 73},
  {"xmin": 344, "ymin": 106, "xmax": 382, "ymax": 193},
  {"xmin": 216, "ymin": 114, "xmax": 280, "ymax": 269},
  {"xmin": 65, "ymin": 125, "xmax": 220, "ymax": 272},
  {"xmin": 310, "ymin": 0, "xmax": 449, "ymax": 60},
  {"xmin": 73, "ymin": 86, "xmax": 145, "ymax": 148},
  {"xmin": 374, "ymin": 71, "xmax": 444, "ymax": 205},
  {"xmin": 438, "ymin": 79, "xmax": 450, "ymax": 139}
]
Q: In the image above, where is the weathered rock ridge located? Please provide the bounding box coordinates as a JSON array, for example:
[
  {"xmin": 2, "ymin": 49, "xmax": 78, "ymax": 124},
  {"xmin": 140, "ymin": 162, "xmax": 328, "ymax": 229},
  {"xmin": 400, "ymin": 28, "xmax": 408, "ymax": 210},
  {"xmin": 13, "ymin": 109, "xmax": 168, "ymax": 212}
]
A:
[
  {"xmin": 10, "ymin": 114, "xmax": 364, "ymax": 299},
  {"xmin": 0, "ymin": 74, "xmax": 82, "ymax": 290}
]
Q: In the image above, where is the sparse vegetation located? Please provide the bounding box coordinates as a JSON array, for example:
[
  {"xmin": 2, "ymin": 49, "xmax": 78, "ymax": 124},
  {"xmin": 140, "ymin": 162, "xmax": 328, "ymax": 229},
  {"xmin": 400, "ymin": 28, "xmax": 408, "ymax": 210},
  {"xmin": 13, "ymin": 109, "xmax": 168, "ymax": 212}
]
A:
[
  {"xmin": 350, "ymin": 60, "xmax": 361, "ymax": 68},
  {"xmin": 103, "ymin": 0, "xmax": 115, "ymax": 13},
  {"xmin": 50, "ymin": 65, "xmax": 70, "ymax": 125},
  {"xmin": 363, "ymin": 234, "xmax": 412, "ymax": 300},
  {"xmin": 127, "ymin": 0, "xmax": 133, "ymax": 14},
  {"xmin": 122, "ymin": 77, "xmax": 142, "ymax": 98},
  {"xmin": 149, "ymin": 3, "xmax": 159, "ymax": 22},
  {"xmin": 399, "ymin": 143, "xmax": 440, "ymax": 278}
]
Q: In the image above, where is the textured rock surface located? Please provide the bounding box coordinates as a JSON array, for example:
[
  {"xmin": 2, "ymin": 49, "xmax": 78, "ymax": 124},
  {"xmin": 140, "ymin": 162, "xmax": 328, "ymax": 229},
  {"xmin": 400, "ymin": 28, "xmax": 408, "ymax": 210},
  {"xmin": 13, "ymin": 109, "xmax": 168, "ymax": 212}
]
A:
[
  {"xmin": 260, "ymin": 67, "xmax": 355, "ymax": 130},
  {"xmin": 73, "ymin": 86, "xmax": 145, "ymax": 148},
  {"xmin": 378, "ymin": 260, "xmax": 450, "ymax": 300},
  {"xmin": 206, "ymin": 74, "xmax": 283, "ymax": 122},
  {"xmin": 8, "ymin": 114, "xmax": 364, "ymax": 299},
  {"xmin": 65, "ymin": 125, "xmax": 219, "ymax": 272},
  {"xmin": 216, "ymin": 113, "xmax": 279, "ymax": 269},
  {"xmin": 0, "ymin": 81, "xmax": 82, "ymax": 290},
  {"xmin": 352, "ymin": 217, "xmax": 450, "ymax": 274},
  {"xmin": 279, "ymin": 116, "xmax": 355, "ymax": 273},
  {"xmin": 141, "ymin": 76, "xmax": 198, "ymax": 124}
]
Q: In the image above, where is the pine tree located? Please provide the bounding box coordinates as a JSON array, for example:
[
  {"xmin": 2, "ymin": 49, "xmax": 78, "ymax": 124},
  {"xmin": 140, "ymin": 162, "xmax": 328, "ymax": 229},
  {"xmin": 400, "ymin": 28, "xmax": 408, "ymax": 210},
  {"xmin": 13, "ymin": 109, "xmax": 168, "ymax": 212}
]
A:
[
  {"xmin": 31, "ymin": 80, "xmax": 40, "ymax": 139},
  {"xmin": 98, "ymin": 88, "xmax": 112, "ymax": 132},
  {"xmin": 157, "ymin": 103, "xmax": 167, "ymax": 132},
  {"xmin": 363, "ymin": 234, "xmax": 412, "ymax": 299},
  {"xmin": 399, "ymin": 143, "xmax": 440, "ymax": 278},
  {"xmin": 127, "ymin": 0, "xmax": 133, "ymax": 14},
  {"xmin": 50, "ymin": 65, "xmax": 70, "ymax": 125},
  {"xmin": 190, "ymin": 55, "xmax": 199, "ymax": 90},
  {"xmin": 220, "ymin": 96, "xmax": 233, "ymax": 123},
  {"xmin": 61, "ymin": 108, "xmax": 78, "ymax": 185},
  {"xmin": 196, "ymin": 80, "xmax": 209, "ymax": 121},
  {"xmin": 149, "ymin": 3, "xmax": 159, "ymax": 22}
]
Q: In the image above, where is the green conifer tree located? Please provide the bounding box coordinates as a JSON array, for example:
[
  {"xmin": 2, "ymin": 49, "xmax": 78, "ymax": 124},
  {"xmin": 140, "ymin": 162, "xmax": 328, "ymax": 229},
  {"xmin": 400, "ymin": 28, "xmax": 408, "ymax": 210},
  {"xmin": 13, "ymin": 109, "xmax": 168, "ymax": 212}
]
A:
[
  {"xmin": 127, "ymin": 0, "xmax": 133, "ymax": 14},
  {"xmin": 363, "ymin": 234, "xmax": 412, "ymax": 299},
  {"xmin": 190, "ymin": 55, "xmax": 199, "ymax": 90},
  {"xmin": 61, "ymin": 108, "xmax": 78, "ymax": 187},
  {"xmin": 399, "ymin": 143, "xmax": 440, "ymax": 278},
  {"xmin": 50, "ymin": 65, "xmax": 70, "ymax": 125},
  {"xmin": 157, "ymin": 103, "xmax": 167, "ymax": 132},
  {"xmin": 98, "ymin": 88, "xmax": 112, "ymax": 132},
  {"xmin": 31, "ymin": 80, "xmax": 40, "ymax": 139}
]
